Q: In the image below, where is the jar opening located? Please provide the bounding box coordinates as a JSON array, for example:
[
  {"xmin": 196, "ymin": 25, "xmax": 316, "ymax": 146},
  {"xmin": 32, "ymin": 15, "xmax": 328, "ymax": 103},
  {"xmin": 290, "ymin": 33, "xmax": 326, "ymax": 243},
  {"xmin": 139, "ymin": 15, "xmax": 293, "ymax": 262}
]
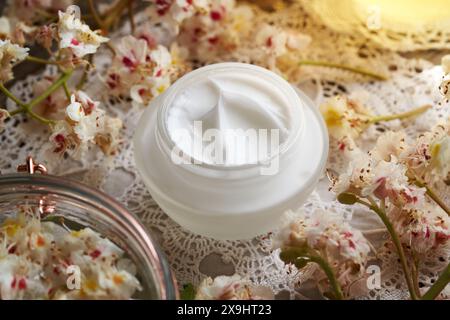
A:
[{"xmin": 156, "ymin": 63, "xmax": 305, "ymax": 174}]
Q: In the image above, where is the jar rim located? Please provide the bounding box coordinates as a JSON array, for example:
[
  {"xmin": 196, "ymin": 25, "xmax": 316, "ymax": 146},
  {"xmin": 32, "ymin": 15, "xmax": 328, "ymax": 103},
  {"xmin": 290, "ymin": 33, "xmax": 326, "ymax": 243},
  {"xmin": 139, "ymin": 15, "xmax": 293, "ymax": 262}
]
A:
[
  {"xmin": 0, "ymin": 173, "xmax": 178, "ymax": 300},
  {"xmin": 156, "ymin": 62, "xmax": 305, "ymax": 173}
]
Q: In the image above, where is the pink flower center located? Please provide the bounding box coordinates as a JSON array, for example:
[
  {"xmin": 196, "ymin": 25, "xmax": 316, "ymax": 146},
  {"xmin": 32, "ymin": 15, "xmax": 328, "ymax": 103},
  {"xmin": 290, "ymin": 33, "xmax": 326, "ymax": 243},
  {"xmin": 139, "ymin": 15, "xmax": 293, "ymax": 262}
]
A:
[
  {"xmin": 82, "ymin": 100, "xmax": 95, "ymax": 115},
  {"xmin": 90, "ymin": 249, "xmax": 102, "ymax": 259},
  {"xmin": 210, "ymin": 11, "xmax": 222, "ymax": 21},
  {"xmin": 18, "ymin": 278, "xmax": 27, "ymax": 290},
  {"xmin": 156, "ymin": 0, "xmax": 172, "ymax": 16},
  {"xmin": 53, "ymin": 134, "xmax": 66, "ymax": 153},
  {"xmin": 107, "ymin": 73, "xmax": 119, "ymax": 89},
  {"xmin": 208, "ymin": 36, "xmax": 219, "ymax": 45},
  {"xmin": 122, "ymin": 56, "xmax": 135, "ymax": 69}
]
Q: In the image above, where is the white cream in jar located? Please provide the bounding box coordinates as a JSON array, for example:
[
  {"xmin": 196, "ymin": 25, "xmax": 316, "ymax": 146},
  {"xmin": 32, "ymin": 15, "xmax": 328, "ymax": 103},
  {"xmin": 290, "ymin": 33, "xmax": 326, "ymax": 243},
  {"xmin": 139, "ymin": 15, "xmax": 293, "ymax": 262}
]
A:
[
  {"xmin": 134, "ymin": 63, "xmax": 328, "ymax": 240},
  {"xmin": 166, "ymin": 72, "xmax": 295, "ymax": 166}
]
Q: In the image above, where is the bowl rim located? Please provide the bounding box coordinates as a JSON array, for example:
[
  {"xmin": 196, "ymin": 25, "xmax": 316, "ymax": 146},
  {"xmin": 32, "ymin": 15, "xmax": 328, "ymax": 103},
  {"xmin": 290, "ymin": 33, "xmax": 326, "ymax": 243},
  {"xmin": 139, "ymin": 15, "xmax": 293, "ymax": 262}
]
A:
[{"xmin": 0, "ymin": 173, "xmax": 179, "ymax": 300}]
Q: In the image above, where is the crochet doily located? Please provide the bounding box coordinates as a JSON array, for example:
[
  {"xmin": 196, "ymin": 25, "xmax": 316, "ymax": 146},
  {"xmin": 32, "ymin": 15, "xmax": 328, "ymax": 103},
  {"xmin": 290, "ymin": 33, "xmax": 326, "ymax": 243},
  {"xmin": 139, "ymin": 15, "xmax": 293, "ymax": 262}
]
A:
[{"xmin": 1, "ymin": 1, "xmax": 449, "ymax": 300}]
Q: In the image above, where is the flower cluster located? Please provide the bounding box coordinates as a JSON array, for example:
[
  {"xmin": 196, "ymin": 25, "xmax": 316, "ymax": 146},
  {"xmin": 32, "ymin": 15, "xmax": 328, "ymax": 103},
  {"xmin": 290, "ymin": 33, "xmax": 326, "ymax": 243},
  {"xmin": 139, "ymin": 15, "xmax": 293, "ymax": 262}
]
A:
[
  {"xmin": 0, "ymin": 207, "xmax": 140, "ymax": 299},
  {"xmin": 0, "ymin": 1, "xmax": 119, "ymax": 156},
  {"xmin": 0, "ymin": 39, "xmax": 28, "ymax": 83},
  {"xmin": 106, "ymin": 35, "xmax": 182, "ymax": 105},
  {"xmin": 147, "ymin": 0, "xmax": 311, "ymax": 73},
  {"xmin": 320, "ymin": 93, "xmax": 434, "ymax": 161},
  {"xmin": 401, "ymin": 120, "xmax": 450, "ymax": 185},
  {"xmin": 57, "ymin": 5, "xmax": 109, "ymax": 59},
  {"xmin": 195, "ymin": 274, "xmax": 273, "ymax": 300},
  {"xmin": 273, "ymin": 209, "xmax": 371, "ymax": 297},
  {"xmin": 0, "ymin": 16, "xmax": 36, "ymax": 45},
  {"xmin": 388, "ymin": 200, "xmax": 450, "ymax": 254},
  {"xmin": 319, "ymin": 94, "xmax": 372, "ymax": 145},
  {"xmin": 333, "ymin": 128, "xmax": 450, "ymax": 255},
  {"xmin": 145, "ymin": 0, "xmax": 209, "ymax": 34},
  {"xmin": 48, "ymin": 91, "xmax": 122, "ymax": 158},
  {"xmin": 334, "ymin": 143, "xmax": 424, "ymax": 208}
]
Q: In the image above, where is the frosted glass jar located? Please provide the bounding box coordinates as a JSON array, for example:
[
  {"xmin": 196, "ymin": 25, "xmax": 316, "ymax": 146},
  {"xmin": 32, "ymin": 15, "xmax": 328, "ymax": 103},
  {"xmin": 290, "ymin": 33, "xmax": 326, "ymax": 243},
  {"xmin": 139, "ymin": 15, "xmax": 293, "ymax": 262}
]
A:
[{"xmin": 134, "ymin": 63, "xmax": 328, "ymax": 240}]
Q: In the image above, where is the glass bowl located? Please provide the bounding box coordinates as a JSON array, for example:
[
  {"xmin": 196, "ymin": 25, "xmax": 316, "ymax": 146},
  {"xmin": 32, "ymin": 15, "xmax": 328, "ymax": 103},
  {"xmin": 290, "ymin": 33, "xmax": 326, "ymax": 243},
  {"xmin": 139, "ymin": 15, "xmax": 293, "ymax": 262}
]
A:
[{"xmin": 0, "ymin": 171, "xmax": 178, "ymax": 300}]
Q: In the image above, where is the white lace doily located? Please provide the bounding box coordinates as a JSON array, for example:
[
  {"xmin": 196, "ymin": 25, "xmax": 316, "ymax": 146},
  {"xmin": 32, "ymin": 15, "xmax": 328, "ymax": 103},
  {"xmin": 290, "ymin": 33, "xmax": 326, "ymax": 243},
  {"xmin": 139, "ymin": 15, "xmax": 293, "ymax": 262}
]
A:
[{"xmin": 1, "ymin": 1, "xmax": 449, "ymax": 300}]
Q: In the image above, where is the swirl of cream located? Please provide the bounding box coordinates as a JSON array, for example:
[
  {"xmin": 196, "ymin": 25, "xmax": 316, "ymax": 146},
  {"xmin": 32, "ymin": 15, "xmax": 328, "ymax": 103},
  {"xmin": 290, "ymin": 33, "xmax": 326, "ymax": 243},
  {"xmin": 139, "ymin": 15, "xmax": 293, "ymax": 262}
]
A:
[{"xmin": 167, "ymin": 74, "xmax": 293, "ymax": 166}]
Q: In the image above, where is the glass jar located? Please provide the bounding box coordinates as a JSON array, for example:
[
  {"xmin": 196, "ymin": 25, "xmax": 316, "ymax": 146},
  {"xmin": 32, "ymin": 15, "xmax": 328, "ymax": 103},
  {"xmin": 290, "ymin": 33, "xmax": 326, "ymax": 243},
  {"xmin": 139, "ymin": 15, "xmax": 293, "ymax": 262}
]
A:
[
  {"xmin": 0, "ymin": 165, "xmax": 178, "ymax": 300},
  {"xmin": 134, "ymin": 63, "xmax": 328, "ymax": 240}
]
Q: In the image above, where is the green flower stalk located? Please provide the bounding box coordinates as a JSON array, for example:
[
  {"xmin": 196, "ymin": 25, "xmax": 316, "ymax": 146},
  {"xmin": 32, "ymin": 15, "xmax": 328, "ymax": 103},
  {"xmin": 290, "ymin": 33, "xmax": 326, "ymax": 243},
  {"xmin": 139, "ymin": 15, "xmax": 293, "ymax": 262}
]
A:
[
  {"xmin": 273, "ymin": 208, "xmax": 371, "ymax": 300},
  {"xmin": 280, "ymin": 246, "xmax": 344, "ymax": 300}
]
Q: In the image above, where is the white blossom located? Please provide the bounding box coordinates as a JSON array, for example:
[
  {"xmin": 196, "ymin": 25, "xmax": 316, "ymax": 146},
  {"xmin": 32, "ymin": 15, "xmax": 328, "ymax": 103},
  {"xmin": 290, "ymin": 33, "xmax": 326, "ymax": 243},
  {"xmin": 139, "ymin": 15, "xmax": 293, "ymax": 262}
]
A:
[
  {"xmin": 332, "ymin": 148, "xmax": 374, "ymax": 196},
  {"xmin": 107, "ymin": 36, "xmax": 175, "ymax": 104},
  {"xmin": 65, "ymin": 94, "xmax": 84, "ymax": 122},
  {"xmin": 400, "ymin": 120, "xmax": 450, "ymax": 183},
  {"xmin": 50, "ymin": 92, "xmax": 122, "ymax": 157},
  {"xmin": 146, "ymin": 0, "xmax": 210, "ymax": 34},
  {"xmin": 0, "ymin": 208, "xmax": 140, "ymax": 299},
  {"xmin": 256, "ymin": 24, "xmax": 288, "ymax": 57},
  {"xmin": 319, "ymin": 95, "xmax": 371, "ymax": 141},
  {"xmin": 0, "ymin": 39, "xmax": 29, "ymax": 83},
  {"xmin": 388, "ymin": 200, "xmax": 450, "ymax": 254},
  {"xmin": 58, "ymin": 5, "xmax": 108, "ymax": 58},
  {"xmin": 273, "ymin": 209, "xmax": 371, "ymax": 294},
  {"xmin": 372, "ymin": 130, "xmax": 407, "ymax": 162}
]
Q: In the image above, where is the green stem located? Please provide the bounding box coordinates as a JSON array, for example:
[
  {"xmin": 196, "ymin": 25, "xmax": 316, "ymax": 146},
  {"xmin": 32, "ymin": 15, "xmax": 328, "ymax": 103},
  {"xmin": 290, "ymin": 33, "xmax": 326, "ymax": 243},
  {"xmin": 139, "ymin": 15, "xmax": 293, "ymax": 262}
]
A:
[
  {"xmin": 369, "ymin": 104, "xmax": 432, "ymax": 124},
  {"xmin": 299, "ymin": 60, "xmax": 387, "ymax": 81},
  {"xmin": 309, "ymin": 255, "xmax": 344, "ymax": 300},
  {"xmin": 62, "ymin": 81, "xmax": 71, "ymax": 100},
  {"xmin": 425, "ymin": 186, "xmax": 450, "ymax": 217},
  {"xmin": 25, "ymin": 108, "xmax": 56, "ymax": 125},
  {"xmin": 0, "ymin": 83, "xmax": 28, "ymax": 108},
  {"xmin": 28, "ymin": 70, "xmax": 73, "ymax": 109},
  {"xmin": 26, "ymin": 55, "xmax": 61, "ymax": 65},
  {"xmin": 281, "ymin": 247, "xmax": 344, "ymax": 300},
  {"xmin": 412, "ymin": 253, "xmax": 422, "ymax": 298},
  {"xmin": 0, "ymin": 78, "xmax": 59, "ymax": 126},
  {"xmin": 365, "ymin": 197, "xmax": 418, "ymax": 300},
  {"xmin": 422, "ymin": 263, "xmax": 450, "ymax": 300},
  {"xmin": 8, "ymin": 108, "xmax": 24, "ymax": 116}
]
